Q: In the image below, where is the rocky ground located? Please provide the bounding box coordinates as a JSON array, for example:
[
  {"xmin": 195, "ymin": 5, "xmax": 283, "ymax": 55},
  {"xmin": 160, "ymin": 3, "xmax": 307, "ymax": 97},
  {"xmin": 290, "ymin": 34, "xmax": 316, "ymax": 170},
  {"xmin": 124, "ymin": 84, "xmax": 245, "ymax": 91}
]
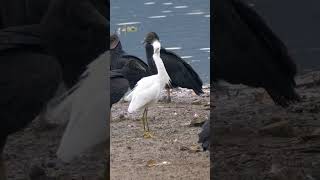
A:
[
  {"xmin": 212, "ymin": 71, "xmax": 320, "ymax": 180},
  {"xmin": 110, "ymin": 86, "xmax": 210, "ymax": 180}
]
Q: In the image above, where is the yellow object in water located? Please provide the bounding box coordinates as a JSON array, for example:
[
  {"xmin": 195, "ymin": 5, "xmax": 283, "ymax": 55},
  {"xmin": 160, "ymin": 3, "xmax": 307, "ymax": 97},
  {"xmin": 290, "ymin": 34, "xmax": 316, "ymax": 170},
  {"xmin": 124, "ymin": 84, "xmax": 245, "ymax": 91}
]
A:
[{"xmin": 126, "ymin": 26, "xmax": 138, "ymax": 32}]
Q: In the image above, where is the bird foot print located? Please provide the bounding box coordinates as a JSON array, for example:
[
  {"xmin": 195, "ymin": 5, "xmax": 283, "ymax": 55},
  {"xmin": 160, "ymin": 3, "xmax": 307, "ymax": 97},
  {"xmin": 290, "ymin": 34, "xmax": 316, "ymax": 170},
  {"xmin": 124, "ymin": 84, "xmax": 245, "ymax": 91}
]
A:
[{"xmin": 143, "ymin": 131, "xmax": 153, "ymax": 139}]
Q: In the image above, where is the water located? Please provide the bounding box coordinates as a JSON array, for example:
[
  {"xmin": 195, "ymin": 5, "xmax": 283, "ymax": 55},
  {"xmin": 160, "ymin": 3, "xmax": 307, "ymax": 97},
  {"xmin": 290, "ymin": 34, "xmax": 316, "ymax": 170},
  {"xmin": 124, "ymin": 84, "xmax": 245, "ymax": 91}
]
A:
[{"xmin": 111, "ymin": 0, "xmax": 210, "ymax": 83}]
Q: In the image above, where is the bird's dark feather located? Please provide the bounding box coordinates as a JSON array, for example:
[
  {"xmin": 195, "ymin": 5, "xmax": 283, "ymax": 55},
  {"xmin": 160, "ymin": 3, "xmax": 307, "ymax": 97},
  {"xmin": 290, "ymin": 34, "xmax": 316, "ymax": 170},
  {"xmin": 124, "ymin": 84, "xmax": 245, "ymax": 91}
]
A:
[
  {"xmin": 213, "ymin": 0, "xmax": 300, "ymax": 107},
  {"xmin": 160, "ymin": 48, "xmax": 204, "ymax": 95},
  {"xmin": 111, "ymin": 71, "xmax": 129, "ymax": 107}
]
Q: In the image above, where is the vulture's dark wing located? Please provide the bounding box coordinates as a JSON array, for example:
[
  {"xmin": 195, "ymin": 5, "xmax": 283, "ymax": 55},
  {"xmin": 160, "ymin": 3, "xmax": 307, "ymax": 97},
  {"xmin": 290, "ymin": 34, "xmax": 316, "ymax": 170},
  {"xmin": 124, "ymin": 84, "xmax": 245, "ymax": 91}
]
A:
[
  {"xmin": 119, "ymin": 55, "xmax": 150, "ymax": 89},
  {"xmin": 231, "ymin": 0, "xmax": 297, "ymax": 78},
  {"xmin": 213, "ymin": 0, "xmax": 300, "ymax": 107},
  {"xmin": 111, "ymin": 70, "xmax": 129, "ymax": 106},
  {"xmin": 160, "ymin": 48, "xmax": 204, "ymax": 95}
]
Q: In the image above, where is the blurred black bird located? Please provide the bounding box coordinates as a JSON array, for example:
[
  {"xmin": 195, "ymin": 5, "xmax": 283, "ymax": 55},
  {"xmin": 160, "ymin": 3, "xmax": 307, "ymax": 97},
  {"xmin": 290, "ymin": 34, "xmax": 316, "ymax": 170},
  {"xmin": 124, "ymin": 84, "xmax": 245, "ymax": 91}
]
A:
[
  {"xmin": 199, "ymin": 0, "xmax": 301, "ymax": 151},
  {"xmin": 143, "ymin": 32, "xmax": 204, "ymax": 103},
  {"xmin": 213, "ymin": 0, "xmax": 300, "ymax": 107},
  {"xmin": 0, "ymin": 0, "xmax": 109, "ymax": 178}
]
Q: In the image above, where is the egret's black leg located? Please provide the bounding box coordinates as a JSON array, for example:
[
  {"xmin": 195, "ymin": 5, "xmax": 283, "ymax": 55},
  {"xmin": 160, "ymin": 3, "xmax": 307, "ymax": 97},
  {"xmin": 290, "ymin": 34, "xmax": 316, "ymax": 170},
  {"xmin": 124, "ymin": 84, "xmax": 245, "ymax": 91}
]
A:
[
  {"xmin": 165, "ymin": 88, "xmax": 171, "ymax": 103},
  {"xmin": 143, "ymin": 107, "xmax": 152, "ymax": 138},
  {"xmin": 142, "ymin": 108, "xmax": 146, "ymax": 132}
]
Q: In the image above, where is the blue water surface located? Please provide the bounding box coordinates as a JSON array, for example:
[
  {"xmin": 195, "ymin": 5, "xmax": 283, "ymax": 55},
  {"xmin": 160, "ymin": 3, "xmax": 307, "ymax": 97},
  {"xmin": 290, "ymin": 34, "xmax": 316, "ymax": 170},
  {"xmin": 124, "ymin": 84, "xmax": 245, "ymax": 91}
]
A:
[{"xmin": 111, "ymin": 0, "xmax": 210, "ymax": 83}]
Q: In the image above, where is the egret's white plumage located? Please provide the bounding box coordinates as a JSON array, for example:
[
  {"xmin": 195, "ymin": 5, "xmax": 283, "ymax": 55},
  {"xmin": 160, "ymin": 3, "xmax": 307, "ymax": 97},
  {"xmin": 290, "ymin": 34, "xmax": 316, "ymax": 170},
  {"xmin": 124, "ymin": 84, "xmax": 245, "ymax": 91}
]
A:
[
  {"xmin": 128, "ymin": 40, "xmax": 170, "ymax": 112},
  {"xmin": 126, "ymin": 40, "xmax": 170, "ymax": 135},
  {"xmin": 49, "ymin": 51, "xmax": 109, "ymax": 162}
]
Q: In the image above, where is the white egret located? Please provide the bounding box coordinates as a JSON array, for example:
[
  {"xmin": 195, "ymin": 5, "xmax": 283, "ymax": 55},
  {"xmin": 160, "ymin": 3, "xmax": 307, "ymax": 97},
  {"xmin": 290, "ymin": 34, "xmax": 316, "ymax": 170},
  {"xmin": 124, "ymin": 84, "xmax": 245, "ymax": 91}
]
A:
[{"xmin": 127, "ymin": 38, "xmax": 171, "ymax": 138}]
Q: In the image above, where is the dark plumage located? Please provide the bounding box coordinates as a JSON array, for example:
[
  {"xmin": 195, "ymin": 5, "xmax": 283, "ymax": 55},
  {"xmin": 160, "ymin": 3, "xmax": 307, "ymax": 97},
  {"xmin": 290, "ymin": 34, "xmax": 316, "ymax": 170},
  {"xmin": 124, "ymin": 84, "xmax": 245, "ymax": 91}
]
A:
[
  {"xmin": 0, "ymin": 0, "xmax": 50, "ymax": 28},
  {"xmin": 144, "ymin": 32, "xmax": 204, "ymax": 102},
  {"xmin": 111, "ymin": 71, "xmax": 129, "ymax": 107},
  {"xmin": 0, "ymin": 0, "xmax": 108, "ymax": 177},
  {"xmin": 111, "ymin": 34, "xmax": 150, "ymax": 89},
  {"xmin": 0, "ymin": 51, "xmax": 62, "ymax": 174},
  {"xmin": 199, "ymin": 0, "xmax": 301, "ymax": 151},
  {"xmin": 212, "ymin": 0, "xmax": 300, "ymax": 107},
  {"xmin": 41, "ymin": 0, "xmax": 109, "ymax": 88},
  {"xmin": 110, "ymin": 57, "xmax": 150, "ymax": 106}
]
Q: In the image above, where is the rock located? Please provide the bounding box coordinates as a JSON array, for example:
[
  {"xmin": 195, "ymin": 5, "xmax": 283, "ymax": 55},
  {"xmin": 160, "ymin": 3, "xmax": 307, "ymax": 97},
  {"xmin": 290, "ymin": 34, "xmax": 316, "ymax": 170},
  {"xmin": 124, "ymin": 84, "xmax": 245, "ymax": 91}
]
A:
[
  {"xmin": 119, "ymin": 114, "xmax": 125, "ymax": 120},
  {"xmin": 190, "ymin": 116, "xmax": 206, "ymax": 127},
  {"xmin": 259, "ymin": 120, "xmax": 295, "ymax": 137},
  {"xmin": 180, "ymin": 146, "xmax": 189, "ymax": 151},
  {"xmin": 29, "ymin": 165, "xmax": 47, "ymax": 180},
  {"xmin": 192, "ymin": 99, "xmax": 202, "ymax": 105}
]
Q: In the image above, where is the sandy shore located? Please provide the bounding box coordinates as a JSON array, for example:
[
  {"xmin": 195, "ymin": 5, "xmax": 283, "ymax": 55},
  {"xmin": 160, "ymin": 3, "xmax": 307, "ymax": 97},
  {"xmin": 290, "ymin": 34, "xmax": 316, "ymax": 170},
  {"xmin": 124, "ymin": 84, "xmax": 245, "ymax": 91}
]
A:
[{"xmin": 110, "ymin": 86, "xmax": 210, "ymax": 180}]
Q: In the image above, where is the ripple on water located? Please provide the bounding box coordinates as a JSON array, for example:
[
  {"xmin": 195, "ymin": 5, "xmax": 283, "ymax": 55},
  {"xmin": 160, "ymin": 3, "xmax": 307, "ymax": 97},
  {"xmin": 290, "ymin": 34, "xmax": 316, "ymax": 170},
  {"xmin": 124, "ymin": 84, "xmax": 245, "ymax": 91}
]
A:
[
  {"xmin": 174, "ymin": 5, "xmax": 188, "ymax": 9},
  {"xmin": 148, "ymin": 15, "xmax": 167, "ymax": 19},
  {"xmin": 161, "ymin": 10, "xmax": 172, "ymax": 13},
  {"xmin": 162, "ymin": 2, "xmax": 173, "ymax": 5},
  {"xmin": 186, "ymin": 12, "xmax": 205, "ymax": 15},
  {"xmin": 181, "ymin": 56, "xmax": 193, "ymax": 59},
  {"xmin": 165, "ymin": 47, "xmax": 182, "ymax": 50},
  {"xmin": 144, "ymin": 2, "xmax": 155, "ymax": 5}
]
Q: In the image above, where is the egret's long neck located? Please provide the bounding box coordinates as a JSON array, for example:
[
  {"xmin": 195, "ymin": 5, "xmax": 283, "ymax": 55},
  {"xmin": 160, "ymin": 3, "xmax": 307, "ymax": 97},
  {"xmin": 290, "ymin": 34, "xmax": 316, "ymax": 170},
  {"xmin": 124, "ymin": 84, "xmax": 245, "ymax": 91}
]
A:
[{"xmin": 153, "ymin": 53, "xmax": 170, "ymax": 86}]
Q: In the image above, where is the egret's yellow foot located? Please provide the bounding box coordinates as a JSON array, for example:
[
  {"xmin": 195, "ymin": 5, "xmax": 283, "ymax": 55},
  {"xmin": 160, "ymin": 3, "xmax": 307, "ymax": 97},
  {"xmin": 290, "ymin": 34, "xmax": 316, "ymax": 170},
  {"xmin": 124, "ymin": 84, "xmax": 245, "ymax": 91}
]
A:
[{"xmin": 143, "ymin": 131, "xmax": 153, "ymax": 138}]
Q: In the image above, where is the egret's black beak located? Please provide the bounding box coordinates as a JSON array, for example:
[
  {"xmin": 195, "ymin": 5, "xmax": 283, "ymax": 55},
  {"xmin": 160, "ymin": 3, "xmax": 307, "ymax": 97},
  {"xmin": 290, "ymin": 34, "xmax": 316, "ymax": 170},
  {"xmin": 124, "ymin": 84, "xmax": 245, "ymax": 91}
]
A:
[{"xmin": 141, "ymin": 39, "xmax": 146, "ymax": 44}]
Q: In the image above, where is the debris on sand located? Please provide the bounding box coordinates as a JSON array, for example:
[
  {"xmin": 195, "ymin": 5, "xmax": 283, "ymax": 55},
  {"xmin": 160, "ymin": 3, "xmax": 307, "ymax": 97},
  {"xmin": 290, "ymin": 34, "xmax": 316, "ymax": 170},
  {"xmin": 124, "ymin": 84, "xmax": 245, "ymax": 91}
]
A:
[
  {"xmin": 146, "ymin": 160, "xmax": 171, "ymax": 167},
  {"xmin": 258, "ymin": 120, "xmax": 295, "ymax": 137}
]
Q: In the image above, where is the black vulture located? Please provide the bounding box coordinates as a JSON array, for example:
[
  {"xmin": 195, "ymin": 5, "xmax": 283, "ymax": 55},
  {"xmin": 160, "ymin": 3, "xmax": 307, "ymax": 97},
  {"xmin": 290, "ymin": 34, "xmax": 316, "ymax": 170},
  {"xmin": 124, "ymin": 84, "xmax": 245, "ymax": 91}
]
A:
[
  {"xmin": 143, "ymin": 32, "xmax": 204, "ymax": 103},
  {"xmin": 0, "ymin": 0, "xmax": 109, "ymax": 177},
  {"xmin": 199, "ymin": 0, "xmax": 301, "ymax": 151},
  {"xmin": 110, "ymin": 34, "xmax": 150, "ymax": 89}
]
